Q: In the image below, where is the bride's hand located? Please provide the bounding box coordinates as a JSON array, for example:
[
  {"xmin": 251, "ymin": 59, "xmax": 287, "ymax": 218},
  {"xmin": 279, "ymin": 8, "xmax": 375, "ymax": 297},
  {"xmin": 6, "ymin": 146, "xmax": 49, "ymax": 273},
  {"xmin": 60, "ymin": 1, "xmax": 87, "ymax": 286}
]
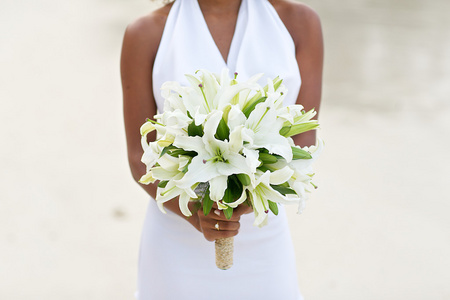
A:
[{"xmin": 196, "ymin": 204, "xmax": 252, "ymax": 242}]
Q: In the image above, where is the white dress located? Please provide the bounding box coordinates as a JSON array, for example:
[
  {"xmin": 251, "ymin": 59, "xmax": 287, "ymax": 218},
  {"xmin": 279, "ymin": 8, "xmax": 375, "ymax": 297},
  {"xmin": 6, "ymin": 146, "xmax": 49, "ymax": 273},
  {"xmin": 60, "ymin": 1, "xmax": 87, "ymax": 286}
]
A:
[{"xmin": 136, "ymin": 0, "xmax": 303, "ymax": 299}]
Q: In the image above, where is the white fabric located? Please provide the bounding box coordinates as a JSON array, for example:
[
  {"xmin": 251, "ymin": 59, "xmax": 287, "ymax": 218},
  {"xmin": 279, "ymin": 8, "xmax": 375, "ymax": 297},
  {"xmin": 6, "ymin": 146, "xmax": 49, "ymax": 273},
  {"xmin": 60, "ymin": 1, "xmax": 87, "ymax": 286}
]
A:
[
  {"xmin": 137, "ymin": 0, "xmax": 303, "ymax": 299},
  {"xmin": 152, "ymin": 0, "xmax": 301, "ymax": 110}
]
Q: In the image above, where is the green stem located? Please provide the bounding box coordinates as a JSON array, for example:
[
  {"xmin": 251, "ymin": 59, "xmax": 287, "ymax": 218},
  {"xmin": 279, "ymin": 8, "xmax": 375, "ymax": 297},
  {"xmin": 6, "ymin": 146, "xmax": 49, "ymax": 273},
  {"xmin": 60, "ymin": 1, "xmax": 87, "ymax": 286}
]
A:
[
  {"xmin": 254, "ymin": 107, "xmax": 270, "ymax": 130},
  {"xmin": 199, "ymin": 84, "xmax": 211, "ymax": 112},
  {"xmin": 145, "ymin": 118, "xmax": 164, "ymax": 127},
  {"xmin": 160, "ymin": 185, "xmax": 176, "ymax": 196}
]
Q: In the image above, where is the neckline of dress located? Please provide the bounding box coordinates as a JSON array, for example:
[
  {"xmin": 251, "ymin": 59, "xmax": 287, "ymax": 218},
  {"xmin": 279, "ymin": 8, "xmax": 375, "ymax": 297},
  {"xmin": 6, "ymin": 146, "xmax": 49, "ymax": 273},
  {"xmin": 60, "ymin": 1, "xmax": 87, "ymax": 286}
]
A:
[{"xmin": 193, "ymin": 0, "xmax": 245, "ymax": 67}]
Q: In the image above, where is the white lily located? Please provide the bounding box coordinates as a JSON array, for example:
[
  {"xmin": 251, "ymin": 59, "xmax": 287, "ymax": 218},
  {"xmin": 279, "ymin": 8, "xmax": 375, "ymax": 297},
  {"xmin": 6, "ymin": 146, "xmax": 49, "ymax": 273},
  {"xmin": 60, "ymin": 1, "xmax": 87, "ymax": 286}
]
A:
[
  {"xmin": 288, "ymin": 139, "xmax": 324, "ymax": 213},
  {"xmin": 156, "ymin": 172, "xmax": 198, "ymax": 217},
  {"xmin": 279, "ymin": 108, "xmax": 319, "ymax": 137},
  {"xmin": 141, "ymin": 141, "xmax": 162, "ymax": 171},
  {"xmin": 138, "ymin": 171, "xmax": 156, "ymax": 184},
  {"xmin": 226, "ymin": 104, "xmax": 247, "ymax": 131},
  {"xmin": 263, "ymin": 77, "xmax": 287, "ymax": 109},
  {"xmin": 151, "ymin": 109, "xmax": 191, "ymax": 148},
  {"xmin": 160, "ymin": 82, "xmax": 188, "ymax": 114},
  {"xmin": 160, "ymin": 81, "xmax": 191, "ymax": 109},
  {"xmin": 243, "ymin": 101, "xmax": 293, "ymax": 162},
  {"xmin": 172, "ymin": 110, "xmax": 256, "ymax": 203},
  {"xmin": 247, "ymin": 166, "xmax": 300, "ymax": 227},
  {"xmin": 289, "ymin": 139, "xmax": 323, "ymax": 174},
  {"xmin": 216, "ymin": 70, "xmax": 264, "ymax": 111},
  {"xmin": 158, "ymin": 109, "xmax": 191, "ymax": 130},
  {"xmin": 182, "ymin": 70, "xmax": 263, "ymax": 127},
  {"xmin": 140, "ymin": 121, "xmax": 156, "ymax": 150},
  {"xmin": 226, "ymin": 105, "xmax": 261, "ymax": 174},
  {"xmin": 151, "ymin": 154, "xmax": 182, "ymax": 181},
  {"xmin": 276, "ymin": 105, "xmax": 305, "ymax": 125}
]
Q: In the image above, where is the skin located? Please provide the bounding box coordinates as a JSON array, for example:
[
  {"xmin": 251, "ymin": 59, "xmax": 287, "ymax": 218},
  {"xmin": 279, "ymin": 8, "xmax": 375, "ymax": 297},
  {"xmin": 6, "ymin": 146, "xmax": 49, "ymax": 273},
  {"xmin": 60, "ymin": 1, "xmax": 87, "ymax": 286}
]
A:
[{"xmin": 120, "ymin": 0, "xmax": 323, "ymax": 242}]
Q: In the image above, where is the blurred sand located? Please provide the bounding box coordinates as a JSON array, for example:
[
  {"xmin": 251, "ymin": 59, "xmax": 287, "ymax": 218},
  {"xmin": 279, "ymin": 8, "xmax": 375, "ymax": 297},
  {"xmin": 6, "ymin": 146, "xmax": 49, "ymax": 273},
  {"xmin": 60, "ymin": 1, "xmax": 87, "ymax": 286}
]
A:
[{"xmin": 1, "ymin": 0, "xmax": 449, "ymax": 299}]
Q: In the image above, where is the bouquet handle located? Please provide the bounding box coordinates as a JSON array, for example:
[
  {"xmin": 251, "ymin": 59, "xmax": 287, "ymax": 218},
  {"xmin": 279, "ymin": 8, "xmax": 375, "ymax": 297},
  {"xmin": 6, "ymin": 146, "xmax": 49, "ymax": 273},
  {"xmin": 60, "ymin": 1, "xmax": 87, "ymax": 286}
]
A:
[{"xmin": 215, "ymin": 237, "xmax": 234, "ymax": 270}]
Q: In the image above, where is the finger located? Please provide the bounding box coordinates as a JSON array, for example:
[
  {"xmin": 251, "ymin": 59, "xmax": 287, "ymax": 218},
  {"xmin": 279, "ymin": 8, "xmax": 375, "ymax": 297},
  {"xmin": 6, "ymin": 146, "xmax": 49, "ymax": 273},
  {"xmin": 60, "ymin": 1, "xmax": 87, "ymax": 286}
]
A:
[
  {"xmin": 205, "ymin": 202, "xmax": 251, "ymax": 221},
  {"xmin": 211, "ymin": 220, "xmax": 240, "ymax": 231},
  {"xmin": 203, "ymin": 228, "xmax": 239, "ymax": 242},
  {"xmin": 233, "ymin": 204, "xmax": 253, "ymax": 216},
  {"xmin": 198, "ymin": 208, "xmax": 240, "ymax": 222},
  {"xmin": 209, "ymin": 203, "xmax": 241, "ymax": 219},
  {"xmin": 198, "ymin": 214, "xmax": 240, "ymax": 230},
  {"xmin": 197, "ymin": 216, "xmax": 240, "ymax": 241},
  {"xmin": 209, "ymin": 205, "xmax": 252, "ymax": 221}
]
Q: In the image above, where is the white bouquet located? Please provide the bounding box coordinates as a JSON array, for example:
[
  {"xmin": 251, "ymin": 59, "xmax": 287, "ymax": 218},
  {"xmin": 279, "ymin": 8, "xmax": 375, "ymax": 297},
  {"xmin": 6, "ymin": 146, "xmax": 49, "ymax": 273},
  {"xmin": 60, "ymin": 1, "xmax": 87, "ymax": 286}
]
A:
[{"xmin": 139, "ymin": 69, "xmax": 323, "ymax": 269}]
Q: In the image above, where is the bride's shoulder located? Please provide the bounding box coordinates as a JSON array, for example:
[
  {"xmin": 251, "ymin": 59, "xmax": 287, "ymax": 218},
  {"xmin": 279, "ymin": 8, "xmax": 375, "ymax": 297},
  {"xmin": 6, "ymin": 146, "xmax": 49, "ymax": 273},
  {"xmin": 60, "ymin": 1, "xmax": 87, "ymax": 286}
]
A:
[
  {"xmin": 123, "ymin": 3, "xmax": 174, "ymax": 55},
  {"xmin": 269, "ymin": 0, "xmax": 322, "ymax": 47},
  {"xmin": 128, "ymin": 3, "xmax": 173, "ymax": 30},
  {"xmin": 270, "ymin": 0, "xmax": 321, "ymax": 21}
]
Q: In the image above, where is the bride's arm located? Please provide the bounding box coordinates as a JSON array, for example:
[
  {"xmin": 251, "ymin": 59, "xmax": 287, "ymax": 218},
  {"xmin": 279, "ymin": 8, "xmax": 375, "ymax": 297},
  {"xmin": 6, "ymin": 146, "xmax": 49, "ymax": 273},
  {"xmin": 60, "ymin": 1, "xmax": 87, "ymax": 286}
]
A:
[
  {"xmin": 120, "ymin": 9, "xmax": 202, "ymax": 228},
  {"xmin": 274, "ymin": 1, "xmax": 324, "ymax": 147}
]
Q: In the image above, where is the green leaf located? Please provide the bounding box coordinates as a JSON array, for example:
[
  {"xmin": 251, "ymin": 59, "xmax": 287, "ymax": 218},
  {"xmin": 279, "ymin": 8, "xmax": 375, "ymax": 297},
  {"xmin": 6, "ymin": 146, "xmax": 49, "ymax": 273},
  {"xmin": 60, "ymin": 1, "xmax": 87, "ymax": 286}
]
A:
[
  {"xmin": 259, "ymin": 152, "xmax": 278, "ymax": 164},
  {"xmin": 191, "ymin": 201, "xmax": 202, "ymax": 216},
  {"xmin": 222, "ymin": 105, "xmax": 232, "ymax": 123},
  {"xmin": 292, "ymin": 147, "xmax": 312, "ymax": 159},
  {"xmin": 215, "ymin": 118, "xmax": 230, "ymax": 141},
  {"xmin": 187, "ymin": 121, "xmax": 203, "ymax": 137},
  {"xmin": 243, "ymin": 92, "xmax": 262, "ymax": 111},
  {"xmin": 257, "ymin": 164, "xmax": 276, "ymax": 172},
  {"xmin": 223, "ymin": 187, "xmax": 233, "ymax": 204},
  {"xmin": 202, "ymin": 188, "xmax": 214, "ymax": 216},
  {"xmin": 157, "ymin": 180, "xmax": 168, "ymax": 188},
  {"xmin": 160, "ymin": 145, "xmax": 197, "ymax": 158},
  {"xmin": 268, "ymin": 200, "xmax": 279, "ymax": 215},
  {"xmin": 278, "ymin": 181, "xmax": 290, "ymax": 188},
  {"xmin": 224, "ymin": 206, "xmax": 233, "ymax": 220},
  {"xmin": 230, "ymin": 175, "xmax": 243, "ymax": 200},
  {"xmin": 244, "ymin": 196, "xmax": 253, "ymax": 208},
  {"xmin": 280, "ymin": 122, "xmax": 319, "ymax": 137},
  {"xmin": 181, "ymin": 163, "xmax": 189, "ymax": 173},
  {"xmin": 169, "ymin": 149, "xmax": 197, "ymax": 157},
  {"xmin": 292, "ymin": 108, "xmax": 316, "ymax": 124},
  {"xmin": 243, "ymin": 96, "xmax": 267, "ymax": 118},
  {"xmin": 236, "ymin": 173, "xmax": 251, "ymax": 186},
  {"xmin": 223, "ymin": 176, "xmax": 242, "ymax": 203},
  {"xmin": 220, "ymin": 176, "xmax": 244, "ymax": 220},
  {"xmin": 279, "ymin": 126, "xmax": 291, "ymax": 137},
  {"xmin": 273, "ymin": 78, "xmax": 283, "ymax": 91},
  {"xmin": 270, "ymin": 184, "xmax": 297, "ymax": 195},
  {"xmin": 160, "ymin": 145, "xmax": 176, "ymax": 157},
  {"xmin": 230, "ymin": 85, "xmax": 240, "ymax": 104}
]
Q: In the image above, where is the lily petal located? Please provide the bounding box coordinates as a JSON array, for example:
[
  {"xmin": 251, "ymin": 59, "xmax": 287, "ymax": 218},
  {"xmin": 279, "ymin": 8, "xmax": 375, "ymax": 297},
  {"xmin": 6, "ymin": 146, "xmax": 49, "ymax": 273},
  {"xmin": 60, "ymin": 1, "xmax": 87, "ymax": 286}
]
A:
[
  {"xmin": 173, "ymin": 135, "xmax": 205, "ymax": 155},
  {"xmin": 151, "ymin": 166, "xmax": 179, "ymax": 181},
  {"xmin": 209, "ymin": 175, "xmax": 228, "ymax": 201},
  {"xmin": 269, "ymin": 166, "xmax": 295, "ymax": 185},
  {"xmin": 178, "ymin": 192, "xmax": 193, "ymax": 217},
  {"xmin": 174, "ymin": 156, "xmax": 219, "ymax": 189},
  {"xmin": 202, "ymin": 110, "xmax": 223, "ymax": 142},
  {"xmin": 138, "ymin": 171, "xmax": 156, "ymax": 184},
  {"xmin": 228, "ymin": 125, "xmax": 244, "ymax": 153}
]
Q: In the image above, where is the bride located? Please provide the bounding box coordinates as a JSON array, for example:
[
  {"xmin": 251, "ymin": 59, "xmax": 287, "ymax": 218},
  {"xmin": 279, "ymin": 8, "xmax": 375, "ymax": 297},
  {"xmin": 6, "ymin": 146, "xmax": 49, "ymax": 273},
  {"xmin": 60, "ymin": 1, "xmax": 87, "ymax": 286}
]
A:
[{"xmin": 120, "ymin": 0, "xmax": 323, "ymax": 299}]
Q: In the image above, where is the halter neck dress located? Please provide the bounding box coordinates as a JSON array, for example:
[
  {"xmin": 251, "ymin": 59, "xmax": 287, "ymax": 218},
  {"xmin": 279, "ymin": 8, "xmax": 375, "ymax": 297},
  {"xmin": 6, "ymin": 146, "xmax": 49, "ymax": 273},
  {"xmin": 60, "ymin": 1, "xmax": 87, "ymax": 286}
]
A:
[{"xmin": 136, "ymin": 0, "xmax": 303, "ymax": 299}]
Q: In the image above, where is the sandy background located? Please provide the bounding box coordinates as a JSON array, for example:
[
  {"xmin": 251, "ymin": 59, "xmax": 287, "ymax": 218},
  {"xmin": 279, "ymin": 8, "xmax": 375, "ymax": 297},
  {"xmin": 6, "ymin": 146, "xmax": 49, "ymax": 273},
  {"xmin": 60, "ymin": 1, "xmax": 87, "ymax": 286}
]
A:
[{"xmin": 1, "ymin": 0, "xmax": 449, "ymax": 299}]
